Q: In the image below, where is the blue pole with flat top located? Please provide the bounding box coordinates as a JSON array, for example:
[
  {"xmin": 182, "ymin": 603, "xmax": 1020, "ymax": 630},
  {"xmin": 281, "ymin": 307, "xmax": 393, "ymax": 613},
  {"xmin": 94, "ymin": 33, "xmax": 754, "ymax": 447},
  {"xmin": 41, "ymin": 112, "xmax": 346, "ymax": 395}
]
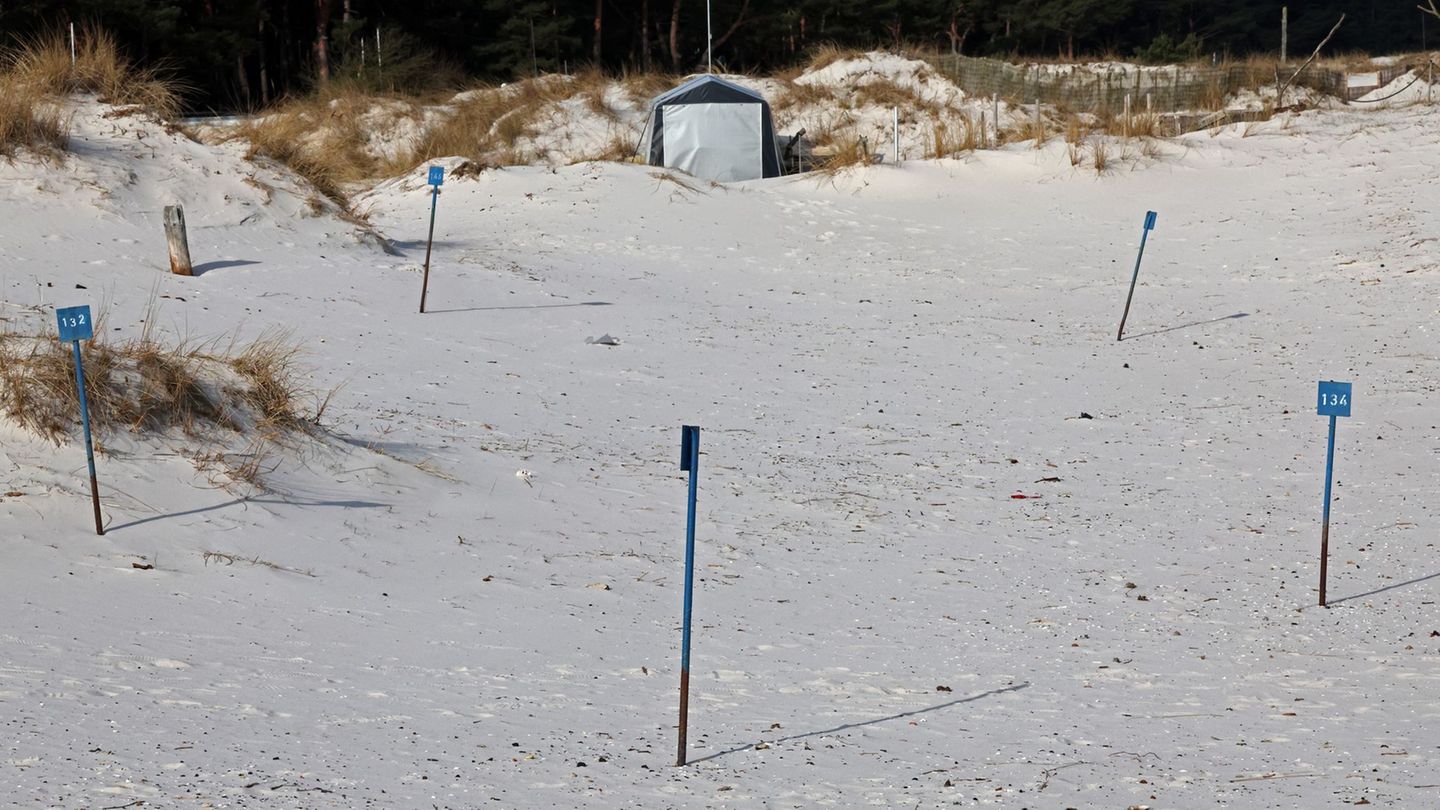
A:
[
  {"xmin": 420, "ymin": 165, "xmax": 444, "ymax": 313},
  {"xmin": 1319, "ymin": 413, "xmax": 1336, "ymax": 606},
  {"xmin": 676, "ymin": 424, "xmax": 699, "ymax": 766},
  {"xmin": 56, "ymin": 305, "xmax": 103, "ymax": 535},
  {"xmin": 71, "ymin": 340, "xmax": 103, "ymax": 535},
  {"xmin": 1117, "ymin": 210, "xmax": 1157, "ymax": 341},
  {"xmin": 1315, "ymin": 379, "xmax": 1352, "ymax": 607}
]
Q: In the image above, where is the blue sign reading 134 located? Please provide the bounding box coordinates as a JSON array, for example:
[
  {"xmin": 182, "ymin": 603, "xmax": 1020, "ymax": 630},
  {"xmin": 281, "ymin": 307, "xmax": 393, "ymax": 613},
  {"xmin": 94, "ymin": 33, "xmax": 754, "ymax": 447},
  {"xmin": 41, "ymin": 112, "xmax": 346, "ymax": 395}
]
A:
[{"xmin": 1317, "ymin": 380, "xmax": 1352, "ymax": 418}]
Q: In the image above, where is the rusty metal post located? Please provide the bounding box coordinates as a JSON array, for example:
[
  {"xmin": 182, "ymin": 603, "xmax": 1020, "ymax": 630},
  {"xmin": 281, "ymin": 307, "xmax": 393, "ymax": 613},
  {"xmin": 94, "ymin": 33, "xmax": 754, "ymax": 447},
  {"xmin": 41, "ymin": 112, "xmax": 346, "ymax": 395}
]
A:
[
  {"xmin": 1319, "ymin": 413, "xmax": 1337, "ymax": 606},
  {"xmin": 71, "ymin": 340, "xmax": 103, "ymax": 535},
  {"xmin": 419, "ymin": 185, "xmax": 439, "ymax": 313}
]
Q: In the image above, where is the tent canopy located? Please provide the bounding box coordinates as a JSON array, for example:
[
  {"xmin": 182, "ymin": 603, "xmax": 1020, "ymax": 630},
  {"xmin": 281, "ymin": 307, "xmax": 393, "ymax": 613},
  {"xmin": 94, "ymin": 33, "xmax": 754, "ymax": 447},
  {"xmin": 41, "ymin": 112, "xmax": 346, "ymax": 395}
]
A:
[{"xmin": 644, "ymin": 75, "xmax": 782, "ymax": 182}]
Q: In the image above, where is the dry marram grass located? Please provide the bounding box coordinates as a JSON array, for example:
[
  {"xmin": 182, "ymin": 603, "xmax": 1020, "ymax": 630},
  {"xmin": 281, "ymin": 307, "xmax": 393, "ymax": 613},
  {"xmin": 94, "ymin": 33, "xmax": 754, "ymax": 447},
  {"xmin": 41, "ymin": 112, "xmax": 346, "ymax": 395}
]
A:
[
  {"xmin": 203, "ymin": 550, "xmax": 314, "ymax": 577},
  {"xmin": 406, "ymin": 75, "xmax": 577, "ymax": 169},
  {"xmin": 229, "ymin": 88, "xmax": 424, "ymax": 202},
  {"xmin": 0, "ymin": 80, "xmax": 69, "ymax": 157},
  {"xmin": 815, "ymin": 136, "xmax": 878, "ymax": 173},
  {"xmin": 805, "ymin": 43, "xmax": 868, "ymax": 72},
  {"xmin": 0, "ymin": 320, "xmax": 320, "ymax": 444},
  {"xmin": 929, "ymin": 116, "xmax": 983, "ymax": 158},
  {"xmin": 0, "ymin": 26, "xmax": 179, "ymax": 156},
  {"xmin": 4, "ymin": 26, "xmax": 181, "ymax": 118}
]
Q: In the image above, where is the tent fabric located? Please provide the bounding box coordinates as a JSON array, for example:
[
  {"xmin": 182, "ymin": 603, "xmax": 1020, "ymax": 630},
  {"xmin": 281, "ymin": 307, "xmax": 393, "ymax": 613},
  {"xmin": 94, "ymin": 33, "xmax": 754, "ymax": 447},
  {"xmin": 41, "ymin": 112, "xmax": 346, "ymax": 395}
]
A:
[
  {"xmin": 645, "ymin": 75, "xmax": 781, "ymax": 181},
  {"xmin": 661, "ymin": 103, "xmax": 762, "ymax": 182}
]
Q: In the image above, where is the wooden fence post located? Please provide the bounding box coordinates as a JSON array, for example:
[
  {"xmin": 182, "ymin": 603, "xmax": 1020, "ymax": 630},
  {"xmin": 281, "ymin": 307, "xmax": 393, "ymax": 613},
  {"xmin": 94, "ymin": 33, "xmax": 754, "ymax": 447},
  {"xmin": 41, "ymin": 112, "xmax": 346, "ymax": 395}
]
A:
[{"xmin": 163, "ymin": 205, "xmax": 193, "ymax": 276}]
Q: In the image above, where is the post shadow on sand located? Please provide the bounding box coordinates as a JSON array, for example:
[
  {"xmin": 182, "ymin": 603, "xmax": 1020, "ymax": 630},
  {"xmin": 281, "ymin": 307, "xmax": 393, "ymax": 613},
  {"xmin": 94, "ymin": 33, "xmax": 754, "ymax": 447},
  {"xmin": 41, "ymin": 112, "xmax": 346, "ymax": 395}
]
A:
[
  {"xmin": 1328, "ymin": 570, "xmax": 1440, "ymax": 606},
  {"xmin": 192, "ymin": 259, "xmax": 262, "ymax": 277},
  {"xmin": 425, "ymin": 301, "xmax": 613, "ymax": 314},
  {"xmin": 388, "ymin": 238, "xmax": 467, "ymax": 253},
  {"xmin": 1119, "ymin": 312, "xmax": 1249, "ymax": 341},
  {"xmin": 686, "ymin": 682, "xmax": 1030, "ymax": 765},
  {"xmin": 106, "ymin": 494, "xmax": 388, "ymax": 533}
]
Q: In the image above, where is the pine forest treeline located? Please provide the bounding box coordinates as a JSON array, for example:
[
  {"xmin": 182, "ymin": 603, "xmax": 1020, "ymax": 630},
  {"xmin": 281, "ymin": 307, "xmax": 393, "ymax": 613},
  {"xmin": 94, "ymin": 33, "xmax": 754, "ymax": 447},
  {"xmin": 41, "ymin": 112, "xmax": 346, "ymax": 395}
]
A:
[{"xmin": 2, "ymin": 1, "xmax": 1432, "ymax": 112}]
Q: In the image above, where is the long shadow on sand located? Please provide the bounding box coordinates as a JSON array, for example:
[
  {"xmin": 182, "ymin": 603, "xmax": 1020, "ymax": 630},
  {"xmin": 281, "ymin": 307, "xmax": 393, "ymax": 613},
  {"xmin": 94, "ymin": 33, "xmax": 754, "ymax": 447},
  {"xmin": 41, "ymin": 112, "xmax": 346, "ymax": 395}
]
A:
[
  {"xmin": 193, "ymin": 259, "xmax": 262, "ymax": 276},
  {"xmin": 687, "ymin": 682, "xmax": 1030, "ymax": 765},
  {"xmin": 426, "ymin": 301, "xmax": 613, "ymax": 314},
  {"xmin": 107, "ymin": 495, "xmax": 387, "ymax": 533},
  {"xmin": 1329, "ymin": 571, "xmax": 1440, "ymax": 606},
  {"xmin": 1120, "ymin": 312, "xmax": 1250, "ymax": 341}
]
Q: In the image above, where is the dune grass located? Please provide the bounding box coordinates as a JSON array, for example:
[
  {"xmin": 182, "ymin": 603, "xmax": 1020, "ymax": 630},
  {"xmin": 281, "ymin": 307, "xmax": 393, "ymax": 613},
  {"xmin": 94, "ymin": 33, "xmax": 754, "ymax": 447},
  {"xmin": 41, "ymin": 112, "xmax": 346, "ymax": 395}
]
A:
[
  {"xmin": 228, "ymin": 87, "xmax": 422, "ymax": 202},
  {"xmin": 0, "ymin": 26, "xmax": 180, "ymax": 158},
  {"xmin": 0, "ymin": 317, "xmax": 318, "ymax": 446},
  {"xmin": 0, "ymin": 80, "xmax": 69, "ymax": 157},
  {"xmin": 4, "ymin": 26, "xmax": 181, "ymax": 118}
]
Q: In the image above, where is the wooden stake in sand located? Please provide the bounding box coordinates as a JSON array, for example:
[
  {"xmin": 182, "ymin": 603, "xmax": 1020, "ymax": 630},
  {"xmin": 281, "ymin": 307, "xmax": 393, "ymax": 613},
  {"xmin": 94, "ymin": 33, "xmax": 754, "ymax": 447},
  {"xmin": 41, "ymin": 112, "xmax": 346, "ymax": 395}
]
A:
[{"xmin": 163, "ymin": 205, "xmax": 193, "ymax": 276}]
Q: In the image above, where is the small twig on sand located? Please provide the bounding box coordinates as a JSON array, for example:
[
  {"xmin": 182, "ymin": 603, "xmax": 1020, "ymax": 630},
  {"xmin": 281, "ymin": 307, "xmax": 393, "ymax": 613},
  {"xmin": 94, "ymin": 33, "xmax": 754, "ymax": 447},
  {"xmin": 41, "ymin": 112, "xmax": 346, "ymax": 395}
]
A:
[{"xmin": 1230, "ymin": 772, "xmax": 1320, "ymax": 783}]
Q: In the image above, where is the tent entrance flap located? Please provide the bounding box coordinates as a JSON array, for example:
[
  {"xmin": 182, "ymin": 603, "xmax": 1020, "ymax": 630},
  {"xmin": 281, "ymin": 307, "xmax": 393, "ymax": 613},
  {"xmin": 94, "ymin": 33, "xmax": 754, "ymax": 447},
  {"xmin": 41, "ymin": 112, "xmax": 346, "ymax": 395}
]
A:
[{"xmin": 660, "ymin": 102, "xmax": 763, "ymax": 182}]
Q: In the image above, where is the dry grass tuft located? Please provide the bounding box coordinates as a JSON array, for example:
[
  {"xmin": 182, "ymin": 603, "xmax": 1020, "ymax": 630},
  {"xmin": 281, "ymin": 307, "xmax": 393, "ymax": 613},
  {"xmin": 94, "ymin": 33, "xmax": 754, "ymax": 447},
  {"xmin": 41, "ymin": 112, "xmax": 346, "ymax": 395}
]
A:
[
  {"xmin": 1010, "ymin": 114, "xmax": 1048, "ymax": 148},
  {"xmin": 929, "ymin": 116, "xmax": 983, "ymax": 157},
  {"xmin": 771, "ymin": 79, "xmax": 842, "ymax": 113},
  {"xmin": 854, "ymin": 77, "xmax": 943, "ymax": 117},
  {"xmin": 619, "ymin": 70, "xmax": 676, "ymax": 108},
  {"xmin": 572, "ymin": 68, "xmax": 617, "ymax": 120},
  {"xmin": 805, "ymin": 43, "xmax": 868, "ymax": 73},
  {"xmin": 203, "ymin": 550, "xmax": 314, "ymax": 577},
  {"xmin": 814, "ymin": 135, "xmax": 878, "ymax": 173},
  {"xmin": 0, "ymin": 318, "xmax": 318, "ymax": 446},
  {"xmin": 4, "ymin": 26, "xmax": 182, "ymax": 118},
  {"xmin": 581, "ymin": 132, "xmax": 638, "ymax": 163},
  {"xmin": 1107, "ymin": 109, "xmax": 1164, "ymax": 138},
  {"xmin": 230, "ymin": 329, "xmax": 307, "ymax": 431},
  {"xmin": 0, "ymin": 80, "xmax": 69, "ymax": 157},
  {"xmin": 650, "ymin": 170, "xmax": 702, "ymax": 193},
  {"xmin": 229, "ymin": 88, "xmax": 421, "ymax": 203},
  {"xmin": 1091, "ymin": 139, "xmax": 1111, "ymax": 173},
  {"xmin": 404, "ymin": 75, "xmax": 573, "ymax": 170}
]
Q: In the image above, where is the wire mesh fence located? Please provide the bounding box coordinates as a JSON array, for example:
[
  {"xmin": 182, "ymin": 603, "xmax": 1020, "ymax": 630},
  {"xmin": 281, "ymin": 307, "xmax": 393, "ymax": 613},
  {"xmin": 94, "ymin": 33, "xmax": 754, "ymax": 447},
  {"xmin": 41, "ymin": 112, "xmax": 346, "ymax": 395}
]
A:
[{"xmin": 933, "ymin": 55, "xmax": 1350, "ymax": 114}]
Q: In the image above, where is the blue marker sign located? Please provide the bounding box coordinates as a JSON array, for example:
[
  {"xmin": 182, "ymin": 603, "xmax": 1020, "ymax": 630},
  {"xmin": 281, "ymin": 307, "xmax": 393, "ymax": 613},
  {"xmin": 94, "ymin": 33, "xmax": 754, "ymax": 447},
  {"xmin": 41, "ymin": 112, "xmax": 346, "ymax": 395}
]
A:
[
  {"xmin": 56, "ymin": 305, "xmax": 93, "ymax": 342},
  {"xmin": 1317, "ymin": 380, "xmax": 1351, "ymax": 417},
  {"xmin": 55, "ymin": 305, "xmax": 104, "ymax": 535},
  {"xmin": 675, "ymin": 424, "xmax": 700, "ymax": 766},
  {"xmin": 1315, "ymin": 380, "xmax": 1353, "ymax": 606},
  {"xmin": 1117, "ymin": 211, "xmax": 1158, "ymax": 341},
  {"xmin": 428, "ymin": 165, "xmax": 444, "ymax": 186}
]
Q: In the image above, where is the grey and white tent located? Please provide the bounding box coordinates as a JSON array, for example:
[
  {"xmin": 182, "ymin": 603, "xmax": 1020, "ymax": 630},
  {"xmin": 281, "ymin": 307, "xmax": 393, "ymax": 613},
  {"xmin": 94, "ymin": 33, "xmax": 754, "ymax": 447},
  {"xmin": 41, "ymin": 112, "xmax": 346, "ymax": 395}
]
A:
[{"xmin": 643, "ymin": 75, "xmax": 782, "ymax": 182}]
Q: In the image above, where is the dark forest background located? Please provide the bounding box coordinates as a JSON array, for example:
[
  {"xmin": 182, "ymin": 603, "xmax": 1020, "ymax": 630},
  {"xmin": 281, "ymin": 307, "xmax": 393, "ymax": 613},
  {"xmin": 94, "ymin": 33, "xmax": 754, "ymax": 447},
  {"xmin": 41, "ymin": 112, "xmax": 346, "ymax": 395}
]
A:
[{"xmin": 2, "ymin": 1, "xmax": 1434, "ymax": 111}]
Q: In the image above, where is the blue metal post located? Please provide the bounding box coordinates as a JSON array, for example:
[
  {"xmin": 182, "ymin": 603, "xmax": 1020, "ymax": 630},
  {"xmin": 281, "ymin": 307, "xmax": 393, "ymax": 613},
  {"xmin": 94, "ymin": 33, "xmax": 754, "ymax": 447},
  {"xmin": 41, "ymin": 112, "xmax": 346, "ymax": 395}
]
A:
[
  {"xmin": 1117, "ymin": 211, "xmax": 1157, "ymax": 341},
  {"xmin": 419, "ymin": 186, "xmax": 439, "ymax": 313},
  {"xmin": 1319, "ymin": 414, "xmax": 1336, "ymax": 606},
  {"xmin": 71, "ymin": 340, "xmax": 103, "ymax": 535},
  {"xmin": 677, "ymin": 425, "xmax": 699, "ymax": 765}
]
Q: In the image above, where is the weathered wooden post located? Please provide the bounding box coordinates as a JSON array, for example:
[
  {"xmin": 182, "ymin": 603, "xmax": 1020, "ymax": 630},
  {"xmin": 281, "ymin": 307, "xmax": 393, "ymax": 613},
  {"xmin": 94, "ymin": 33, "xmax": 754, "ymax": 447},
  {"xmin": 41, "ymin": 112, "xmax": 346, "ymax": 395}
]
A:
[
  {"xmin": 1281, "ymin": 7, "xmax": 1289, "ymax": 63},
  {"xmin": 163, "ymin": 205, "xmax": 193, "ymax": 276}
]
